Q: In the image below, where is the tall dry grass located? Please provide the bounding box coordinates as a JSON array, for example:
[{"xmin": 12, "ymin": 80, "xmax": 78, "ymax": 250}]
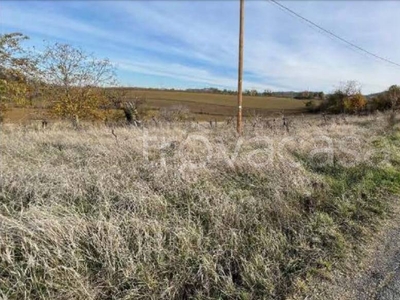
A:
[{"xmin": 0, "ymin": 113, "xmax": 399, "ymax": 299}]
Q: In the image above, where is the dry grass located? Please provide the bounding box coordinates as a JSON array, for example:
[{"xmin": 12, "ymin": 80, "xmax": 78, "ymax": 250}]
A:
[{"xmin": 0, "ymin": 113, "xmax": 399, "ymax": 299}]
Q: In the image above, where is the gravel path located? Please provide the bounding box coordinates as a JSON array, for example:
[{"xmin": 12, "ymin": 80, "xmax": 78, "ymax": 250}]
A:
[
  {"xmin": 308, "ymin": 204, "xmax": 400, "ymax": 300},
  {"xmin": 358, "ymin": 229, "xmax": 400, "ymax": 300}
]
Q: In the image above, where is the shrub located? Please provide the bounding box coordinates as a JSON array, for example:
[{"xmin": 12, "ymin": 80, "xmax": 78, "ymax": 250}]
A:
[
  {"xmin": 323, "ymin": 81, "xmax": 366, "ymax": 114},
  {"xmin": 304, "ymin": 100, "xmax": 321, "ymax": 113},
  {"xmin": 343, "ymin": 93, "xmax": 366, "ymax": 114},
  {"xmin": 388, "ymin": 85, "xmax": 400, "ymax": 111},
  {"xmin": 0, "ymin": 33, "xmax": 38, "ymax": 117},
  {"xmin": 159, "ymin": 105, "xmax": 191, "ymax": 122},
  {"xmin": 370, "ymin": 85, "xmax": 400, "ymax": 113},
  {"xmin": 325, "ymin": 90, "xmax": 346, "ymax": 113},
  {"xmin": 371, "ymin": 93, "xmax": 392, "ymax": 111}
]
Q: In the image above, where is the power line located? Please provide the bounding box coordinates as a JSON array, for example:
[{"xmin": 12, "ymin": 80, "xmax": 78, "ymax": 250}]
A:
[{"xmin": 268, "ymin": 0, "xmax": 400, "ymax": 69}]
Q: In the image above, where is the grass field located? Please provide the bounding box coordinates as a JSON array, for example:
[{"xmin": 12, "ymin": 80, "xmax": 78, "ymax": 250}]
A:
[
  {"xmin": 3, "ymin": 89, "xmax": 313, "ymax": 123},
  {"xmin": 1, "ymin": 112, "xmax": 399, "ymax": 299}
]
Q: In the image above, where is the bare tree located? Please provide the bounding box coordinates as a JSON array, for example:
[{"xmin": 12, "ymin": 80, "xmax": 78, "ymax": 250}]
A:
[{"xmin": 38, "ymin": 43, "xmax": 116, "ymax": 127}]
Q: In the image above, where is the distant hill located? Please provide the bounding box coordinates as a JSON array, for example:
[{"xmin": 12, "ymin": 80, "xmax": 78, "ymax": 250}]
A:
[{"xmin": 366, "ymin": 91, "xmax": 385, "ymax": 99}]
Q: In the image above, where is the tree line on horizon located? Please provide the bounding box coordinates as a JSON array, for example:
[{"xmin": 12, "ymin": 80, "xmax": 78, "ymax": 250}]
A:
[
  {"xmin": 1, "ymin": 32, "xmax": 399, "ymax": 125},
  {"xmin": 183, "ymin": 87, "xmax": 326, "ymax": 100}
]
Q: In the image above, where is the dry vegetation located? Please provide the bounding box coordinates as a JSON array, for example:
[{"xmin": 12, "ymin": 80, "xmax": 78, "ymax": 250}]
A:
[
  {"xmin": 129, "ymin": 89, "xmax": 308, "ymax": 117},
  {"xmin": 1, "ymin": 33, "xmax": 312, "ymax": 126},
  {"xmin": 1, "ymin": 113, "xmax": 400, "ymax": 299},
  {"xmin": 3, "ymin": 89, "xmax": 309, "ymax": 124}
]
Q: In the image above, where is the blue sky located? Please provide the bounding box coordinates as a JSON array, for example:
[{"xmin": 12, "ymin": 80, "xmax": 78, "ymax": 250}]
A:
[{"xmin": 1, "ymin": 1, "xmax": 399, "ymax": 94}]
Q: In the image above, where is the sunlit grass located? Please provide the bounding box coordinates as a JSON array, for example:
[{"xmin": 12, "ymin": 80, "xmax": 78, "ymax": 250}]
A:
[{"xmin": 0, "ymin": 112, "xmax": 398, "ymax": 299}]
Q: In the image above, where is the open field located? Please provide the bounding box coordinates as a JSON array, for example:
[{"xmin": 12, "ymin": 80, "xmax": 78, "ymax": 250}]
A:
[
  {"xmin": 3, "ymin": 89, "xmax": 312, "ymax": 123},
  {"xmin": 1, "ymin": 113, "xmax": 399, "ymax": 299},
  {"xmin": 126, "ymin": 89, "xmax": 308, "ymax": 115}
]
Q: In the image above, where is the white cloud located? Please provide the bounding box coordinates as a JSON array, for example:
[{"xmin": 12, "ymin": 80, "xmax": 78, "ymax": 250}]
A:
[{"xmin": 1, "ymin": 0, "xmax": 399, "ymax": 93}]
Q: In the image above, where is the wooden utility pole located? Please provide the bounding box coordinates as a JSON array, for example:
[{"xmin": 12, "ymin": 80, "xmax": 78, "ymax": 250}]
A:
[{"xmin": 237, "ymin": 0, "xmax": 245, "ymax": 135}]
